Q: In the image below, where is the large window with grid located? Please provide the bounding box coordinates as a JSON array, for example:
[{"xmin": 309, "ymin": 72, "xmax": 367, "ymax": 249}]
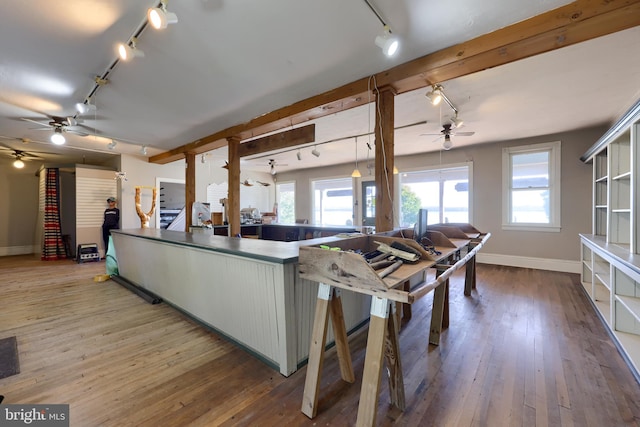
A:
[{"xmin": 502, "ymin": 141, "xmax": 561, "ymax": 232}]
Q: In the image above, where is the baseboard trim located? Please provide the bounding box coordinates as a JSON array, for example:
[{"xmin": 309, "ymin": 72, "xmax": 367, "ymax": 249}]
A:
[
  {"xmin": 0, "ymin": 245, "xmax": 36, "ymax": 257},
  {"xmin": 477, "ymin": 252, "xmax": 581, "ymax": 274}
]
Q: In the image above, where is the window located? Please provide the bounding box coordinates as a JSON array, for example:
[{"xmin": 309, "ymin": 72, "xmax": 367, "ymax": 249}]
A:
[
  {"xmin": 276, "ymin": 182, "xmax": 295, "ymax": 224},
  {"xmin": 399, "ymin": 164, "xmax": 471, "ymax": 227},
  {"xmin": 502, "ymin": 141, "xmax": 561, "ymax": 232},
  {"xmin": 312, "ymin": 178, "xmax": 353, "ymax": 226}
]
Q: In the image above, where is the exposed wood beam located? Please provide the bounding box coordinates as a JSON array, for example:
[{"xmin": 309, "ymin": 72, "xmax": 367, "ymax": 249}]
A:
[
  {"xmin": 374, "ymin": 87, "xmax": 395, "ymax": 232},
  {"xmin": 185, "ymin": 152, "xmax": 196, "ymax": 231},
  {"xmin": 237, "ymin": 124, "xmax": 315, "ymax": 158},
  {"xmin": 227, "ymin": 136, "xmax": 241, "ymax": 237},
  {"xmin": 150, "ymin": 0, "xmax": 640, "ymax": 164}
]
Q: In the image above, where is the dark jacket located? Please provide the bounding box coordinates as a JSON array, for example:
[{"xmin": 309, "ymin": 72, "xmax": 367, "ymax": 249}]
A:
[{"xmin": 103, "ymin": 208, "xmax": 120, "ymax": 229}]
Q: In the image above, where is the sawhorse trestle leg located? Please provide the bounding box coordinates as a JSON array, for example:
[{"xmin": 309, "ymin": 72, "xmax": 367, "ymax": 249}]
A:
[{"xmin": 301, "ymin": 283, "xmax": 355, "ymax": 419}]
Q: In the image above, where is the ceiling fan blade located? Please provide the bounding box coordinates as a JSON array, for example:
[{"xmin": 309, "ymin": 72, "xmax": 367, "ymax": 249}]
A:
[
  {"xmin": 420, "ymin": 133, "xmax": 444, "ymax": 136},
  {"xmin": 66, "ymin": 129, "xmax": 90, "ymax": 137},
  {"xmin": 21, "ymin": 118, "xmax": 52, "ymax": 128},
  {"xmin": 454, "ymin": 131, "xmax": 475, "ymax": 136}
]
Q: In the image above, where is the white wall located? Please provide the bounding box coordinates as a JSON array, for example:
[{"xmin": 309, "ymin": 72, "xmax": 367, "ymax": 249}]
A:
[{"xmin": 277, "ymin": 126, "xmax": 605, "ymax": 265}]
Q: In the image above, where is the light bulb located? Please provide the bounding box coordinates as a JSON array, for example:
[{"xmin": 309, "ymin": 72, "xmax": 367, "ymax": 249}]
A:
[
  {"xmin": 51, "ymin": 131, "xmax": 65, "ymax": 145},
  {"xmin": 13, "ymin": 159, "xmax": 25, "ymax": 169}
]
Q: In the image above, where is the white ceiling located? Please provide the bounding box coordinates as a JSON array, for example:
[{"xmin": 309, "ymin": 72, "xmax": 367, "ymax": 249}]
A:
[{"xmin": 1, "ymin": 1, "xmax": 639, "ymax": 172}]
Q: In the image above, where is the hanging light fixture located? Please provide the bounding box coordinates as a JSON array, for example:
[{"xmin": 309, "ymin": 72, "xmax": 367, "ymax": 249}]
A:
[
  {"xmin": 117, "ymin": 38, "xmax": 145, "ymax": 61},
  {"xmin": 50, "ymin": 128, "xmax": 65, "ymax": 145},
  {"xmin": 148, "ymin": 0, "xmax": 178, "ymax": 30},
  {"xmin": 393, "ymin": 166, "xmax": 399, "ymax": 174},
  {"xmin": 312, "ymin": 146, "xmax": 320, "ymax": 157},
  {"xmin": 297, "ymin": 150, "xmax": 302, "ymax": 161},
  {"xmin": 351, "ymin": 137, "xmax": 361, "ymax": 178},
  {"xmin": 13, "ymin": 158, "xmax": 25, "ymax": 169},
  {"xmin": 140, "ymin": 145, "xmax": 148, "ymax": 155},
  {"xmin": 107, "ymin": 140, "xmax": 117, "ymax": 150},
  {"xmin": 442, "ymin": 134, "xmax": 453, "ymax": 150}
]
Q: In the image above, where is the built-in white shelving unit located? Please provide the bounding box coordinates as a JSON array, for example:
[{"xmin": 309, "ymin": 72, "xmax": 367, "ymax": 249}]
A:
[{"xmin": 581, "ymin": 99, "xmax": 640, "ymax": 380}]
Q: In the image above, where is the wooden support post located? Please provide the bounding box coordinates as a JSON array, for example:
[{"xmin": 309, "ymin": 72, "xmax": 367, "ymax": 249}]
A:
[
  {"xmin": 184, "ymin": 152, "xmax": 196, "ymax": 231},
  {"xmin": 301, "ymin": 283, "xmax": 332, "ymax": 419},
  {"xmin": 374, "ymin": 86, "xmax": 396, "ymax": 232},
  {"xmin": 329, "ymin": 288, "xmax": 355, "ymax": 383},
  {"xmin": 227, "ymin": 136, "xmax": 241, "ymax": 237}
]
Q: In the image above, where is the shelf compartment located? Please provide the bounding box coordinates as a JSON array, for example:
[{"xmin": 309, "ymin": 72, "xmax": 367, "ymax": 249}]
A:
[
  {"xmin": 616, "ymin": 332, "xmax": 640, "ymax": 373},
  {"xmin": 615, "ymin": 298, "xmax": 640, "ymax": 334},
  {"xmin": 610, "ymin": 211, "xmax": 631, "ymax": 245}
]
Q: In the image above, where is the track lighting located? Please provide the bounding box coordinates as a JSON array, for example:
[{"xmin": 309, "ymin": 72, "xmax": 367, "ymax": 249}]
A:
[
  {"xmin": 13, "ymin": 158, "xmax": 25, "ymax": 169},
  {"xmin": 375, "ymin": 25, "xmax": 399, "ymax": 57},
  {"xmin": 312, "ymin": 147, "xmax": 320, "ymax": 157},
  {"xmin": 450, "ymin": 114, "xmax": 464, "ymax": 129},
  {"xmin": 140, "ymin": 145, "xmax": 148, "ymax": 155},
  {"xmin": 107, "ymin": 140, "xmax": 117, "ymax": 150},
  {"xmin": 442, "ymin": 135, "xmax": 453, "ymax": 150},
  {"xmin": 148, "ymin": 0, "xmax": 178, "ymax": 30},
  {"xmin": 75, "ymin": 100, "xmax": 96, "ymax": 115},
  {"xmin": 297, "ymin": 150, "xmax": 302, "ymax": 161},
  {"xmin": 118, "ymin": 38, "xmax": 145, "ymax": 61},
  {"xmin": 363, "ymin": 0, "xmax": 399, "ymax": 57},
  {"xmin": 51, "ymin": 128, "xmax": 65, "ymax": 145},
  {"xmin": 425, "ymin": 85, "xmax": 444, "ymax": 106}
]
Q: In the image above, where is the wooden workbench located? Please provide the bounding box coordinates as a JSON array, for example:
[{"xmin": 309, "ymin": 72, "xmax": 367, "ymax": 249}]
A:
[{"xmin": 299, "ymin": 231, "xmax": 490, "ymax": 426}]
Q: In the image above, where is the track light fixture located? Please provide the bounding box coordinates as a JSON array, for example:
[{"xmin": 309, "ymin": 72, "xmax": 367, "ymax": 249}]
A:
[
  {"xmin": 118, "ymin": 38, "xmax": 145, "ymax": 61},
  {"xmin": 140, "ymin": 145, "xmax": 148, "ymax": 155},
  {"xmin": 148, "ymin": 0, "xmax": 178, "ymax": 30},
  {"xmin": 107, "ymin": 140, "xmax": 117, "ymax": 150},
  {"xmin": 75, "ymin": 99, "xmax": 97, "ymax": 115},
  {"xmin": 296, "ymin": 150, "xmax": 302, "ymax": 161},
  {"xmin": 13, "ymin": 158, "xmax": 25, "ymax": 169},
  {"xmin": 363, "ymin": 0, "xmax": 399, "ymax": 57},
  {"xmin": 51, "ymin": 128, "xmax": 65, "ymax": 145},
  {"xmin": 450, "ymin": 114, "xmax": 464, "ymax": 129},
  {"xmin": 425, "ymin": 85, "xmax": 444, "ymax": 106},
  {"xmin": 375, "ymin": 25, "xmax": 399, "ymax": 57},
  {"xmin": 312, "ymin": 146, "xmax": 320, "ymax": 157}
]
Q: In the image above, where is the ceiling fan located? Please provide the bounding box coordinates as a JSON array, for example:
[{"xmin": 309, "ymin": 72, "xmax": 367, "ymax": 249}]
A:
[
  {"xmin": 421, "ymin": 123, "xmax": 475, "ymax": 150},
  {"xmin": 21, "ymin": 115, "xmax": 91, "ymax": 138},
  {"xmin": 0, "ymin": 141, "xmax": 58, "ymax": 168},
  {"xmin": 268, "ymin": 159, "xmax": 288, "ymax": 175}
]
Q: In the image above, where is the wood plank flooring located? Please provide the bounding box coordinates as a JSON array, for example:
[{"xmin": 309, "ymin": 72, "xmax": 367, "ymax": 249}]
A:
[{"xmin": 1, "ymin": 255, "xmax": 639, "ymax": 426}]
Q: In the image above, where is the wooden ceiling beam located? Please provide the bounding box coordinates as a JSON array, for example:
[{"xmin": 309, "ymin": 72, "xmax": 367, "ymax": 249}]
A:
[
  {"xmin": 237, "ymin": 124, "xmax": 315, "ymax": 158},
  {"xmin": 150, "ymin": 0, "xmax": 640, "ymax": 164}
]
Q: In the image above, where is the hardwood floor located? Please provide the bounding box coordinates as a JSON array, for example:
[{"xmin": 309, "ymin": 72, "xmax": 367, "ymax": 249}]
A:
[{"xmin": 1, "ymin": 255, "xmax": 639, "ymax": 426}]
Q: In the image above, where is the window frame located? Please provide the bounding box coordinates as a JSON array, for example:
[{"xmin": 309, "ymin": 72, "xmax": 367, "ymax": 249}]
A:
[
  {"xmin": 275, "ymin": 181, "xmax": 296, "ymax": 224},
  {"xmin": 502, "ymin": 141, "xmax": 561, "ymax": 232},
  {"xmin": 397, "ymin": 161, "xmax": 473, "ymax": 227}
]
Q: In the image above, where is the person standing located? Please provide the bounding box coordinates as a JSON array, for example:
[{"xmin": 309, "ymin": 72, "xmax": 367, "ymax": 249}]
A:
[{"xmin": 102, "ymin": 197, "xmax": 120, "ymax": 255}]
